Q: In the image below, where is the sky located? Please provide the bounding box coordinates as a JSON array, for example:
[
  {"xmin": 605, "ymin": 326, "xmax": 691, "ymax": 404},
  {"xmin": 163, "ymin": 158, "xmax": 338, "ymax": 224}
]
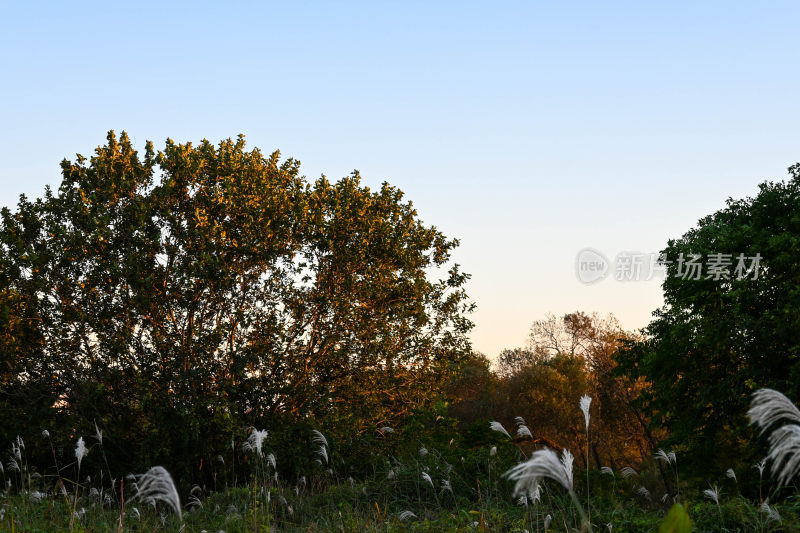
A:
[{"xmin": 1, "ymin": 2, "xmax": 799, "ymax": 358}]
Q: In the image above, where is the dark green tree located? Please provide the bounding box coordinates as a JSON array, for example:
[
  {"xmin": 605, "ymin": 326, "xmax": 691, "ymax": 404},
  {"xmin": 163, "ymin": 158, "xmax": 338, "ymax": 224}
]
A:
[
  {"xmin": 616, "ymin": 163, "xmax": 800, "ymax": 473},
  {"xmin": 0, "ymin": 131, "xmax": 473, "ymax": 482}
]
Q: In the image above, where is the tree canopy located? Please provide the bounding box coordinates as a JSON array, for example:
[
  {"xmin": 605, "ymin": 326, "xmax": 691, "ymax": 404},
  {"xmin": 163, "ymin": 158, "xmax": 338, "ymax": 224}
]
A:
[
  {"xmin": 449, "ymin": 312, "xmax": 654, "ymax": 469},
  {"xmin": 0, "ymin": 131, "xmax": 473, "ymax": 481},
  {"xmin": 616, "ymin": 164, "xmax": 800, "ymax": 472}
]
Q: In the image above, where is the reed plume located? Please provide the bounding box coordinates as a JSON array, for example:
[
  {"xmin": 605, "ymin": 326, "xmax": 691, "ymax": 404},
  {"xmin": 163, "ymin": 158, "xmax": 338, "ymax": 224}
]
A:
[
  {"xmin": 131, "ymin": 466, "xmax": 182, "ymax": 522},
  {"xmin": 748, "ymin": 388, "xmax": 800, "ymax": 486}
]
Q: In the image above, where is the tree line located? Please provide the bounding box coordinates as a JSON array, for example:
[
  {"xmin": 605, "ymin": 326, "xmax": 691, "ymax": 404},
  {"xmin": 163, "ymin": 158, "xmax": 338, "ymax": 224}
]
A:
[{"xmin": 1, "ymin": 131, "xmax": 799, "ymax": 496}]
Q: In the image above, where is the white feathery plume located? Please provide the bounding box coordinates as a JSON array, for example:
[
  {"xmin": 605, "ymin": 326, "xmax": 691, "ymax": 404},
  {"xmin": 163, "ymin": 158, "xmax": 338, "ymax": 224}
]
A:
[
  {"xmin": 242, "ymin": 429, "xmax": 268, "ymax": 458},
  {"xmin": 748, "ymin": 388, "xmax": 800, "ymax": 429},
  {"xmin": 529, "ymin": 482, "xmax": 542, "ymax": 503},
  {"xmin": 399, "ymin": 510, "xmax": 417, "ymax": 521},
  {"xmin": 94, "ymin": 422, "xmax": 103, "ymax": 446},
  {"xmin": 761, "ymin": 424, "xmax": 800, "ymax": 486},
  {"xmin": 311, "ymin": 430, "xmax": 328, "ymax": 448},
  {"xmin": 544, "ymin": 514, "xmax": 552, "ymax": 529},
  {"xmin": 490, "ymin": 446, "xmax": 497, "ymax": 457},
  {"xmin": 75, "ymin": 437, "xmax": 88, "ymax": 471},
  {"xmin": 441, "ymin": 479, "xmax": 453, "ymax": 494},
  {"xmin": 266, "ymin": 453, "xmax": 276, "ymax": 470},
  {"xmin": 419, "ymin": 446, "xmax": 428, "ymax": 457},
  {"xmin": 503, "ymin": 448, "xmax": 574, "ymax": 495},
  {"xmin": 131, "ymin": 466, "xmax": 182, "ymax": 522},
  {"xmin": 726, "ymin": 468, "xmax": 736, "ymax": 482},
  {"xmin": 186, "ymin": 494, "xmax": 202, "ymax": 511},
  {"xmin": 516, "ymin": 425, "xmax": 533, "ymax": 439},
  {"xmin": 754, "ymin": 460, "xmax": 766, "ymax": 477},
  {"xmin": 620, "ymin": 466, "xmax": 638, "ymax": 478},
  {"xmin": 635, "ymin": 485, "xmax": 651, "ymax": 500},
  {"xmin": 379, "ymin": 427, "xmax": 394, "ymax": 434},
  {"xmin": 600, "ymin": 466, "xmax": 614, "ymax": 477},
  {"xmin": 580, "ymin": 395, "xmax": 592, "ymax": 430},
  {"xmin": 489, "ymin": 421, "xmax": 512, "ymax": 439},
  {"xmin": 514, "ymin": 416, "xmax": 526, "ymax": 427},
  {"xmin": 561, "ymin": 449, "xmax": 574, "ymax": 487},
  {"xmin": 748, "ymin": 388, "xmax": 800, "ymax": 486},
  {"xmin": 41, "ymin": 430, "xmax": 50, "ymax": 439},
  {"xmin": 421, "ymin": 472, "xmax": 433, "ymax": 488},
  {"xmin": 703, "ymin": 485, "xmax": 720, "ymax": 506},
  {"xmin": 517, "ymin": 494, "xmax": 528, "ymax": 506},
  {"xmin": 316, "ymin": 445, "xmax": 328, "ymax": 465},
  {"xmin": 760, "ymin": 501, "xmax": 781, "ymax": 523},
  {"xmin": 655, "ymin": 449, "xmax": 676, "ymax": 466}
]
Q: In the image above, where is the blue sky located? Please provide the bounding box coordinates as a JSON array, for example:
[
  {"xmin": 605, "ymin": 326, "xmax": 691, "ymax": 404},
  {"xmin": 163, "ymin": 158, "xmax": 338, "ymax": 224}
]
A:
[{"xmin": 2, "ymin": 2, "xmax": 799, "ymax": 357}]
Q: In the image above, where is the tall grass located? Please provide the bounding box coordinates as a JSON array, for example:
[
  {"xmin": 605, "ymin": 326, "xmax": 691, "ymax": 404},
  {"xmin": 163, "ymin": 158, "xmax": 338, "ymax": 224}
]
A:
[{"xmin": 5, "ymin": 387, "xmax": 800, "ymax": 531}]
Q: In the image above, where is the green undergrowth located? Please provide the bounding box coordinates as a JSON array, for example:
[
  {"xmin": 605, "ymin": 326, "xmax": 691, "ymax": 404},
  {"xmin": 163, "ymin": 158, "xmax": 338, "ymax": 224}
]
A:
[{"xmin": 2, "ymin": 476, "xmax": 799, "ymax": 532}]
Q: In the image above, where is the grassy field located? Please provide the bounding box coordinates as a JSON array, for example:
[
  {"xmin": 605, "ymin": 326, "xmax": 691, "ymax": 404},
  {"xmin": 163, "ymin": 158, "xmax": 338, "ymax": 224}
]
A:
[
  {"xmin": 2, "ymin": 482, "xmax": 798, "ymax": 532},
  {"xmin": 2, "ymin": 446, "xmax": 799, "ymax": 532},
  {"xmin": 4, "ymin": 390, "xmax": 800, "ymax": 532}
]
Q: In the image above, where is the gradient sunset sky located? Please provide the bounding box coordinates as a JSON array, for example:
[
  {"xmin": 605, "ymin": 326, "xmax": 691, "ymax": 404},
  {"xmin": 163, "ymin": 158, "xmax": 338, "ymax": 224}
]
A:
[{"xmin": 2, "ymin": 2, "xmax": 799, "ymax": 358}]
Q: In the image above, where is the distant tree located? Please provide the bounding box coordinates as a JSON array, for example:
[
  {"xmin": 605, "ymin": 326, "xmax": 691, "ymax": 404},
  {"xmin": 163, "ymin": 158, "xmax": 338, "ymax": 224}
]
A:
[
  {"xmin": 615, "ymin": 164, "xmax": 800, "ymax": 472},
  {"xmin": 496, "ymin": 347, "xmax": 539, "ymax": 377},
  {"xmin": 446, "ymin": 351, "xmax": 497, "ymax": 424},
  {"xmin": 0, "ymin": 131, "xmax": 473, "ymax": 480},
  {"xmin": 492, "ymin": 312, "xmax": 652, "ymax": 468}
]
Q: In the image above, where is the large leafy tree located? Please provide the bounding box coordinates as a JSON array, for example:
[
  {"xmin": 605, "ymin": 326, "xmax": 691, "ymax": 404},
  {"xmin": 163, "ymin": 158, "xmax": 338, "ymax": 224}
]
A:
[
  {"xmin": 616, "ymin": 164, "xmax": 800, "ymax": 472},
  {"xmin": 0, "ymin": 132, "xmax": 473, "ymax": 479}
]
